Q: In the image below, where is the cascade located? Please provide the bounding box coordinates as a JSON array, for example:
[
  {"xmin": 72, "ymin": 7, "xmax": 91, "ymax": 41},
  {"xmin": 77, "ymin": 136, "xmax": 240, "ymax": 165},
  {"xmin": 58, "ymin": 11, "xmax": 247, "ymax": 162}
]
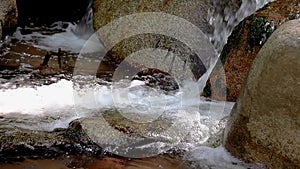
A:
[
  {"xmin": 73, "ymin": 0, "xmax": 95, "ymax": 40},
  {"xmin": 208, "ymin": 0, "xmax": 275, "ymax": 54}
]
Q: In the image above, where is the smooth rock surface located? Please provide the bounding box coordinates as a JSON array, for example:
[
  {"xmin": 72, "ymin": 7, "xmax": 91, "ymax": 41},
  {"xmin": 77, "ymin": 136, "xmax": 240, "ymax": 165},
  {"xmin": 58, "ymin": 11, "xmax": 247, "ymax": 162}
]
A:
[
  {"xmin": 0, "ymin": 0, "xmax": 18, "ymax": 39},
  {"xmin": 92, "ymin": 0, "xmax": 215, "ymax": 80},
  {"xmin": 93, "ymin": 0, "xmax": 212, "ymax": 35},
  {"xmin": 224, "ymin": 18, "xmax": 300, "ymax": 168}
]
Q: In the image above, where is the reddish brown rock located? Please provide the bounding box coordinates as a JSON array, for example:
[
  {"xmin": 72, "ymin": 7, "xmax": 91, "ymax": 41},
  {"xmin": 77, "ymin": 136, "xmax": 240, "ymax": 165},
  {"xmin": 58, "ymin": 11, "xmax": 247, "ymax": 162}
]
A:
[
  {"xmin": 0, "ymin": 155, "xmax": 187, "ymax": 169},
  {"xmin": 86, "ymin": 156, "xmax": 187, "ymax": 169},
  {"xmin": 0, "ymin": 42, "xmax": 58, "ymax": 70},
  {"xmin": 204, "ymin": 0, "xmax": 300, "ymax": 101},
  {"xmin": 0, "ymin": 159, "xmax": 70, "ymax": 169}
]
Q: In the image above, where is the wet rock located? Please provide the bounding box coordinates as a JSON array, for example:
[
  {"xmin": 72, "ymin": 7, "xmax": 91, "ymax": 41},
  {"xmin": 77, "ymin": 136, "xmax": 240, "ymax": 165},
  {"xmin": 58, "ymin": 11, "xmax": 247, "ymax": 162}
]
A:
[
  {"xmin": 132, "ymin": 68, "xmax": 179, "ymax": 92},
  {"xmin": 224, "ymin": 18, "xmax": 300, "ymax": 168},
  {"xmin": 78, "ymin": 110, "xmax": 172, "ymax": 140},
  {"xmin": 0, "ymin": 154, "xmax": 187, "ymax": 169},
  {"xmin": 86, "ymin": 155, "xmax": 187, "ymax": 169},
  {"xmin": 0, "ymin": 127, "xmax": 66, "ymax": 162},
  {"xmin": 0, "ymin": 0, "xmax": 18, "ymax": 39},
  {"xmin": 0, "ymin": 159, "xmax": 71, "ymax": 169},
  {"xmin": 0, "ymin": 123, "xmax": 103, "ymax": 162},
  {"xmin": 0, "ymin": 118, "xmax": 187, "ymax": 168},
  {"xmin": 92, "ymin": 0, "xmax": 215, "ymax": 81},
  {"xmin": 77, "ymin": 109, "xmax": 189, "ymax": 158},
  {"xmin": 203, "ymin": 0, "xmax": 300, "ymax": 101},
  {"xmin": 64, "ymin": 121, "xmax": 103, "ymax": 157},
  {"xmin": 0, "ymin": 42, "xmax": 76, "ymax": 79}
]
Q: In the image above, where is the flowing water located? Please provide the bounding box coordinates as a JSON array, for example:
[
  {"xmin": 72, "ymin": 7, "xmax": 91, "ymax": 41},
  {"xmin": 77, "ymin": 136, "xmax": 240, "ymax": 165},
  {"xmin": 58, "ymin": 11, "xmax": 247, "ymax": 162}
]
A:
[
  {"xmin": 0, "ymin": 0, "xmax": 275, "ymax": 168},
  {"xmin": 208, "ymin": 0, "xmax": 275, "ymax": 53}
]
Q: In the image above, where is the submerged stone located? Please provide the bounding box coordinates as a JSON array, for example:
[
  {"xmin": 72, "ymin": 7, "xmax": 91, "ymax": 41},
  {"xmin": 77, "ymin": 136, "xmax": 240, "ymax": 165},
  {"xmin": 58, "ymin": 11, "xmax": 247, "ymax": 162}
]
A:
[
  {"xmin": 0, "ymin": 123, "xmax": 103, "ymax": 163},
  {"xmin": 77, "ymin": 109, "xmax": 190, "ymax": 158}
]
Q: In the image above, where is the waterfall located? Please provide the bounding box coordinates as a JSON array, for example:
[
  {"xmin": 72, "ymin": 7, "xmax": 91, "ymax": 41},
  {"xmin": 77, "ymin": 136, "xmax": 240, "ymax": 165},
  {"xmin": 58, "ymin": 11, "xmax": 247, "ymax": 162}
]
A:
[
  {"xmin": 197, "ymin": 0, "xmax": 275, "ymax": 93},
  {"xmin": 10, "ymin": 0, "xmax": 95, "ymax": 53},
  {"xmin": 73, "ymin": 0, "xmax": 95, "ymax": 40},
  {"xmin": 208, "ymin": 0, "xmax": 275, "ymax": 54}
]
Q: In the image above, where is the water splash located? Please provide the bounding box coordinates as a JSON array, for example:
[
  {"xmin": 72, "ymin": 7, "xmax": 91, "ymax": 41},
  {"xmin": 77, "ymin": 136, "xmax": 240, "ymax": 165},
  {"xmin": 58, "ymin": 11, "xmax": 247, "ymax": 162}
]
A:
[
  {"xmin": 72, "ymin": 0, "xmax": 95, "ymax": 39},
  {"xmin": 10, "ymin": 0, "xmax": 95, "ymax": 53},
  {"xmin": 185, "ymin": 146, "xmax": 265, "ymax": 169},
  {"xmin": 197, "ymin": 0, "xmax": 275, "ymax": 95},
  {"xmin": 208, "ymin": 0, "xmax": 275, "ymax": 54},
  {"xmin": 0, "ymin": 76, "xmax": 234, "ymax": 145}
]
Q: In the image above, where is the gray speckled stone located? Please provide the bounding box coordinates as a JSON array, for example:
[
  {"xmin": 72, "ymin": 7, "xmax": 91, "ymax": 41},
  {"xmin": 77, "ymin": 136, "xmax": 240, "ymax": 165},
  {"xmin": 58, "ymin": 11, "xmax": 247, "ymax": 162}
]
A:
[
  {"xmin": 224, "ymin": 18, "xmax": 300, "ymax": 168},
  {"xmin": 92, "ymin": 0, "xmax": 215, "ymax": 81},
  {"xmin": 0, "ymin": 0, "xmax": 18, "ymax": 39},
  {"xmin": 93, "ymin": 0, "xmax": 212, "ymax": 35}
]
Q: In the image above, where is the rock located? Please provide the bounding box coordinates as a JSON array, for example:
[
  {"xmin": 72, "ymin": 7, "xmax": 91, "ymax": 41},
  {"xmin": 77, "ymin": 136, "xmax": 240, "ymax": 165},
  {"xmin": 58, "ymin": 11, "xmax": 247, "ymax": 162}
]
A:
[
  {"xmin": 0, "ymin": 119, "xmax": 187, "ymax": 168},
  {"xmin": 132, "ymin": 68, "xmax": 179, "ymax": 92},
  {"xmin": 92, "ymin": 0, "xmax": 215, "ymax": 81},
  {"xmin": 0, "ymin": 122, "xmax": 103, "ymax": 162},
  {"xmin": 0, "ymin": 42, "xmax": 75, "ymax": 74},
  {"xmin": 0, "ymin": 159, "xmax": 71, "ymax": 169},
  {"xmin": 0, "ymin": 0, "xmax": 18, "ymax": 39},
  {"xmin": 224, "ymin": 18, "xmax": 300, "ymax": 168},
  {"xmin": 203, "ymin": 0, "xmax": 300, "ymax": 101},
  {"xmin": 0, "ymin": 127, "xmax": 66, "ymax": 162},
  {"xmin": 93, "ymin": 0, "xmax": 213, "ymax": 35},
  {"xmin": 86, "ymin": 156, "xmax": 187, "ymax": 169},
  {"xmin": 77, "ymin": 109, "xmax": 195, "ymax": 158},
  {"xmin": 0, "ymin": 154, "xmax": 187, "ymax": 169}
]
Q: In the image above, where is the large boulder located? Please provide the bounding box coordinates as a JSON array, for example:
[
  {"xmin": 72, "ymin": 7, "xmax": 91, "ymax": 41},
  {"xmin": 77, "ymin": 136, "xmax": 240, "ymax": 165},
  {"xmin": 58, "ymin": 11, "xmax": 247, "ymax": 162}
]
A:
[
  {"xmin": 224, "ymin": 18, "xmax": 300, "ymax": 168},
  {"xmin": 92, "ymin": 0, "xmax": 215, "ymax": 80},
  {"xmin": 0, "ymin": 0, "xmax": 18, "ymax": 39},
  {"xmin": 203, "ymin": 0, "xmax": 300, "ymax": 101},
  {"xmin": 93, "ymin": 0, "xmax": 212, "ymax": 35}
]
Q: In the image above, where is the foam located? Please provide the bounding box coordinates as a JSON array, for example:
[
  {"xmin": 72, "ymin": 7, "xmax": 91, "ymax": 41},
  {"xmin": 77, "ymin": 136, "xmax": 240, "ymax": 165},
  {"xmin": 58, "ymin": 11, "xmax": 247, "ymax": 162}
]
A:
[
  {"xmin": 187, "ymin": 146, "xmax": 265, "ymax": 169},
  {"xmin": 12, "ymin": 22, "xmax": 98, "ymax": 53}
]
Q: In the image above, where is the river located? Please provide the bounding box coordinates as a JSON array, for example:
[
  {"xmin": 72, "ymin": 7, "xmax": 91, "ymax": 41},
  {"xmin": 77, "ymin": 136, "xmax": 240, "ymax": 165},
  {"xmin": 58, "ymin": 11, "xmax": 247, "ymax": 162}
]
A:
[{"xmin": 0, "ymin": 0, "xmax": 274, "ymax": 168}]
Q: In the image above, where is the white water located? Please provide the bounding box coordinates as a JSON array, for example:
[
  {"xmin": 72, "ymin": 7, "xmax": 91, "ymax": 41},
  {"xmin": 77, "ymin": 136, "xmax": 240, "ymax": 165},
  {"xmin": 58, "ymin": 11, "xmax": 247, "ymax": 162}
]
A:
[
  {"xmin": 0, "ymin": 76, "xmax": 235, "ymax": 158},
  {"xmin": 10, "ymin": 0, "xmax": 95, "ymax": 53},
  {"xmin": 186, "ymin": 146, "xmax": 265, "ymax": 169},
  {"xmin": 12, "ymin": 21, "xmax": 94, "ymax": 53},
  {"xmin": 209, "ymin": 0, "xmax": 275, "ymax": 53},
  {"xmin": 0, "ymin": 76, "xmax": 233, "ymax": 131},
  {"xmin": 0, "ymin": 77, "xmax": 267, "ymax": 168}
]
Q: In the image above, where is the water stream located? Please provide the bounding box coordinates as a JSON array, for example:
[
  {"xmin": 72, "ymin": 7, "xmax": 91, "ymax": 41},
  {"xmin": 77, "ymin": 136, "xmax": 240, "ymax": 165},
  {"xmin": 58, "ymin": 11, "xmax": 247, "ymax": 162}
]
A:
[{"xmin": 0, "ymin": 0, "xmax": 275, "ymax": 168}]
